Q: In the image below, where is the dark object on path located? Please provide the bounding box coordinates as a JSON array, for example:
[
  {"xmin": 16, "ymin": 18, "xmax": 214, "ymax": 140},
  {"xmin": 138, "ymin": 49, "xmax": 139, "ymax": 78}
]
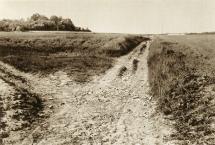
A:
[
  {"xmin": 132, "ymin": 59, "xmax": 139, "ymax": 73},
  {"xmin": 118, "ymin": 66, "xmax": 127, "ymax": 77}
]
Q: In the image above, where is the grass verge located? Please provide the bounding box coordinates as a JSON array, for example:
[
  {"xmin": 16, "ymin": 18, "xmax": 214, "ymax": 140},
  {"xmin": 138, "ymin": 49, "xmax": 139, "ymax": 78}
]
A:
[{"xmin": 148, "ymin": 37, "xmax": 215, "ymax": 144}]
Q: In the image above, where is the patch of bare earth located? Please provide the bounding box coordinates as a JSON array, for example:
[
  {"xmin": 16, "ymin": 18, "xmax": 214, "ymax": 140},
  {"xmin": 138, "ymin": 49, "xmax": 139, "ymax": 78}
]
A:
[{"xmin": 6, "ymin": 39, "xmax": 175, "ymax": 145}]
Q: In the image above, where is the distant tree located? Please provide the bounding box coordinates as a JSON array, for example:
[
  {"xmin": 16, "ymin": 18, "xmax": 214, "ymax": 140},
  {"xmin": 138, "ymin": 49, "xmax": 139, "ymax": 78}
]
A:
[
  {"xmin": 0, "ymin": 13, "xmax": 91, "ymax": 32},
  {"xmin": 75, "ymin": 27, "xmax": 81, "ymax": 31},
  {"xmin": 31, "ymin": 13, "xmax": 48, "ymax": 21},
  {"xmin": 85, "ymin": 28, "xmax": 91, "ymax": 32},
  {"xmin": 0, "ymin": 21, "xmax": 8, "ymax": 31},
  {"xmin": 43, "ymin": 20, "xmax": 55, "ymax": 30},
  {"xmin": 16, "ymin": 26, "xmax": 25, "ymax": 32},
  {"xmin": 50, "ymin": 15, "xmax": 62, "ymax": 31},
  {"xmin": 31, "ymin": 13, "xmax": 41, "ymax": 21},
  {"xmin": 61, "ymin": 18, "xmax": 75, "ymax": 31}
]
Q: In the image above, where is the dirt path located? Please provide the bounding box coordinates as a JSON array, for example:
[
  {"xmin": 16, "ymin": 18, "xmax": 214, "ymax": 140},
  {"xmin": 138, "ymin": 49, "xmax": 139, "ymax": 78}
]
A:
[{"xmin": 6, "ymin": 39, "xmax": 174, "ymax": 145}]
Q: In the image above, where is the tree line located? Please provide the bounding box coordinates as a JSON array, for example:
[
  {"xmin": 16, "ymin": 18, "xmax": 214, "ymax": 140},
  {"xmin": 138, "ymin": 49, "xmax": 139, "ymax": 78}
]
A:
[{"xmin": 0, "ymin": 13, "xmax": 91, "ymax": 32}]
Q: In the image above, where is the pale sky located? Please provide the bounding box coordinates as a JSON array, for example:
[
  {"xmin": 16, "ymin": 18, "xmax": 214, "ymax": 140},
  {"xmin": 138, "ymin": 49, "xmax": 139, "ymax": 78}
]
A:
[{"xmin": 0, "ymin": 0, "xmax": 215, "ymax": 34}]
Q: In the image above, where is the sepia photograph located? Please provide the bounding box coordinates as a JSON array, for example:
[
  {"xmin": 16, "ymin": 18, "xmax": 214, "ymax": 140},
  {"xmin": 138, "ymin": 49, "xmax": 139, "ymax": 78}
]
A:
[{"xmin": 0, "ymin": 0, "xmax": 215, "ymax": 144}]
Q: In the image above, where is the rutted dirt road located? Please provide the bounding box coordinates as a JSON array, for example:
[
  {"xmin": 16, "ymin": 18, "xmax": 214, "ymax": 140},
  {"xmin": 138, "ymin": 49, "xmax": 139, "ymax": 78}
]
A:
[{"xmin": 1, "ymin": 39, "xmax": 175, "ymax": 145}]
